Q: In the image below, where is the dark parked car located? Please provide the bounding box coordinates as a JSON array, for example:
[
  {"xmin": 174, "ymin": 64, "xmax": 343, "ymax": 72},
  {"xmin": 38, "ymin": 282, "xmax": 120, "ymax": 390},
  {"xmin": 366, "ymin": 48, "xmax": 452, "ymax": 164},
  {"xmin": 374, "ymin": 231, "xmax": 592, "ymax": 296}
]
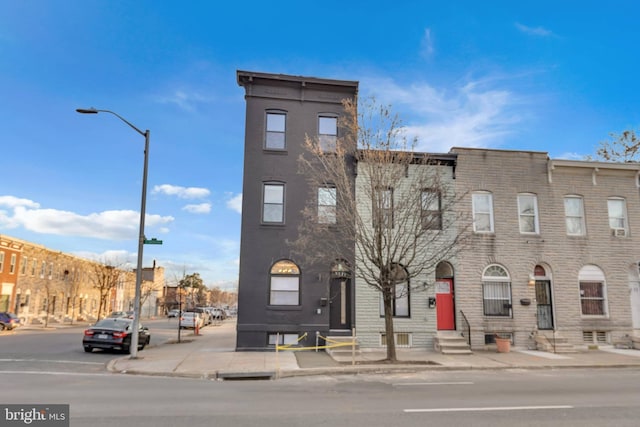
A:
[
  {"xmin": 83, "ymin": 318, "xmax": 150, "ymax": 353},
  {"xmin": 0, "ymin": 312, "xmax": 21, "ymax": 331}
]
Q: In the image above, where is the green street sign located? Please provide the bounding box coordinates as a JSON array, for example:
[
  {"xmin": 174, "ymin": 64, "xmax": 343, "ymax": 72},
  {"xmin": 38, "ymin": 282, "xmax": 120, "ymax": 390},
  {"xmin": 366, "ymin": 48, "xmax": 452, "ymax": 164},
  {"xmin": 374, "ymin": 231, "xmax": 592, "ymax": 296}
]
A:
[{"xmin": 144, "ymin": 238, "xmax": 163, "ymax": 245}]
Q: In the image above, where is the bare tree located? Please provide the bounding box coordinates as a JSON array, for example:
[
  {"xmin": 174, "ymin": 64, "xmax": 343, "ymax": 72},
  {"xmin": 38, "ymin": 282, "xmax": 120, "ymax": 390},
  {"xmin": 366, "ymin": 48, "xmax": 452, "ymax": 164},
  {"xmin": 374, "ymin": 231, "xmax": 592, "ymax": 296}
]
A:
[
  {"xmin": 596, "ymin": 129, "xmax": 640, "ymax": 162},
  {"xmin": 295, "ymin": 98, "xmax": 468, "ymax": 361},
  {"xmin": 90, "ymin": 261, "xmax": 123, "ymax": 320}
]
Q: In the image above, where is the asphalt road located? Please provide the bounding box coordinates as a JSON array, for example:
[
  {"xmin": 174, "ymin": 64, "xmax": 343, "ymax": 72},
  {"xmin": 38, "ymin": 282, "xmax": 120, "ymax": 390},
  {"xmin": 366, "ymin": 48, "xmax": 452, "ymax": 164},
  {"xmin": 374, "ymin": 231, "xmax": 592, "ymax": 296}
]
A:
[{"xmin": 1, "ymin": 368, "xmax": 640, "ymax": 426}]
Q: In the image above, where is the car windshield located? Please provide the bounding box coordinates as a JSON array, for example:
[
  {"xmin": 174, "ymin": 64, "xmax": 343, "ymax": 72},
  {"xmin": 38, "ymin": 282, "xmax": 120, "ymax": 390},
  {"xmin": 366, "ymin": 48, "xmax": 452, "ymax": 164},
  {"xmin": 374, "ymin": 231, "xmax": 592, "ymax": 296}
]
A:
[{"xmin": 93, "ymin": 318, "xmax": 132, "ymax": 330}]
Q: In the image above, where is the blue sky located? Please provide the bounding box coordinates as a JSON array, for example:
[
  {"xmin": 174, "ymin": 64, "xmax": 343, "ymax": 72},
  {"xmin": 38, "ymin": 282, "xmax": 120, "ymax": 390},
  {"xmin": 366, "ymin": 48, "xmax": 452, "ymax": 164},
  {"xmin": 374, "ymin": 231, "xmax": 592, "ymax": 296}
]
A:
[{"xmin": 2, "ymin": 1, "xmax": 640, "ymax": 290}]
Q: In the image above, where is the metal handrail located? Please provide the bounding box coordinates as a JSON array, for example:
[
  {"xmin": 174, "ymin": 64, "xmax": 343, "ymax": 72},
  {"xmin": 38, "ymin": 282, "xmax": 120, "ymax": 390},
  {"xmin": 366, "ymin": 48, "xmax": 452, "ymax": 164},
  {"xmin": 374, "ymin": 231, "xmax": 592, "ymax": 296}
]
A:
[{"xmin": 460, "ymin": 310, "xmax": 471, "ymax": 346}]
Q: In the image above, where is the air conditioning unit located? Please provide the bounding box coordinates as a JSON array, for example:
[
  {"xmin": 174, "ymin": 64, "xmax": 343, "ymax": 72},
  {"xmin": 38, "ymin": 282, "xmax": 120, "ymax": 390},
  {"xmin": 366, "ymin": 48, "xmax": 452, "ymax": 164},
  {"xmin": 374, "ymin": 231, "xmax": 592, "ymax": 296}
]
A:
[{"xmin": 612, "ymin": 228, "xmax": 627, "ymax": 237}]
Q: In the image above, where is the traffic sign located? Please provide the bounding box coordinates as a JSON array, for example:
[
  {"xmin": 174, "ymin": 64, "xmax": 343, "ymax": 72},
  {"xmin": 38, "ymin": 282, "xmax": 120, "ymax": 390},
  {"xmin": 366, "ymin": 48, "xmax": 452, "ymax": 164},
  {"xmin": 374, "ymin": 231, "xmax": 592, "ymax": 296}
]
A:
[{"xmin": 144, "ymin": 238, "xmax": 163, "ymax": 245}]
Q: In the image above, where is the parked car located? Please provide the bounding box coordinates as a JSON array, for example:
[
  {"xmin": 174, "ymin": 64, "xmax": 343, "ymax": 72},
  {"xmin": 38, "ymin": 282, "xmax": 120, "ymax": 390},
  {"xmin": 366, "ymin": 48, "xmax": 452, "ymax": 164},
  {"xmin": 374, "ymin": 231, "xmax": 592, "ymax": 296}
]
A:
[
  {"xmin": 167, "ymin": 309, "xmax": 181, "ymax": 318},
  {"xmin": 83, "ymin": 318, "xmax": 150, "ymax": 353},
  {"xmin": 0, "ymin": 312, "xmax": 21, "ymax": 331},
  {"xmin": 179, "ymin": 312, "xmax": 203, "ymax": 329}
]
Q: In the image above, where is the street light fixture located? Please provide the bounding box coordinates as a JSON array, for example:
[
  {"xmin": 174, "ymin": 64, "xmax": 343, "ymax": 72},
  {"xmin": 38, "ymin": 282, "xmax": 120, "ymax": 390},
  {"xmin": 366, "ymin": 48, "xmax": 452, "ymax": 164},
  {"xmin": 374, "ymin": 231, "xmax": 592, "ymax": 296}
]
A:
[{"xmin": 76, "ymin": 107, "xmax": 149, "ymax": 359}]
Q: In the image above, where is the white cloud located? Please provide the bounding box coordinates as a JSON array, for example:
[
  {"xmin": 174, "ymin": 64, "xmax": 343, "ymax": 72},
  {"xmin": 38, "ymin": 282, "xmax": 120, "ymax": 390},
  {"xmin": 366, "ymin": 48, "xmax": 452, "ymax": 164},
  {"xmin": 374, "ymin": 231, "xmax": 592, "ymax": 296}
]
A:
[
  {"xmin": 152, "ymin": 184, "xmax": 210, "ymax": 199},
  {"xmin": 153, "ymin": 89, "xmax": 212, "ymax": 112},
  {"xmin": 515, "ymin": 23, "xmax": 554, "ymax": 37},
  {"xmin": 420, "ymin": 28, "xmax": 435, "ymax": 58},
  {"xmin": 0, "ymin": 199, "xmax": 174, "ymax": 240},
  {"xmin": 226, "ymin": 193, "xmax": 242, "ymax": 214},
  {"xmin": 361, "ymin": 76, "xmax": 521, "ymax": 152},
  {"xmin": 0, "ymin": 196, "xmax": 40, "ymax": 209},
  {"xmin": 182, "ymin": 203, "xmax": 211, "ymax": 214}
]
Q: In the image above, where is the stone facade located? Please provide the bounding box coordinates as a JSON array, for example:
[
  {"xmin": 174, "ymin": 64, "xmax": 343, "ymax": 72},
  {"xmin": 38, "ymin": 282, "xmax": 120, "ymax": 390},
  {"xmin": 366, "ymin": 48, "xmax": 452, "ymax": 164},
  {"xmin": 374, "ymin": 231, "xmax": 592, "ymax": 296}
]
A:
[{"xmin": 452, "ymin": 147, "xmax": 640, "ymax": 349}]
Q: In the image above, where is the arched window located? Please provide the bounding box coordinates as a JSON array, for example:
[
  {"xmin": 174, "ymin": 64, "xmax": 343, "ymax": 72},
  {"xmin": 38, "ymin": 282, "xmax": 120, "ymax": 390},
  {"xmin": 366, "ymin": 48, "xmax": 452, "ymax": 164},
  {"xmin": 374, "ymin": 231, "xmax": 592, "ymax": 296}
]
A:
[
  {"xmin": 269, "ymin": 260, "xmax": 300, "ymax": 306},
  {"xmin": 482, "ymin": 265, "xmax": 511, "ymax": 317},
  {"xmin": 579, "ymin": 265, "xmax": 607, "ymax": 316}
]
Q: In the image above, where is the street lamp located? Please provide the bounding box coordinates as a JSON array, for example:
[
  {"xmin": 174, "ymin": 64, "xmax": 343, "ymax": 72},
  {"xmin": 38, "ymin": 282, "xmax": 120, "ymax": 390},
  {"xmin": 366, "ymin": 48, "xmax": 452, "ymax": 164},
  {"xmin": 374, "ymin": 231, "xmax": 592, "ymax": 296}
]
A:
[{"xmin": 76, "ymin": 107, "xmax": 149, "ymax": 359}]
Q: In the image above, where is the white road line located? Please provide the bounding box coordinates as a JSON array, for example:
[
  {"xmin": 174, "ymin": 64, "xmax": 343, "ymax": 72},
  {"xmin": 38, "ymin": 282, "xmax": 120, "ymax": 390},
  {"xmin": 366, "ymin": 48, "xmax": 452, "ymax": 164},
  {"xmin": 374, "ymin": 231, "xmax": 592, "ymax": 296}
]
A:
[
  {"xmin": 0, "ymin": 358, "xmax": 104, "ymax": 365},
  {"xmin": 394, "ymin": 382, "xmax": 474, "ymax": 386},
  {"xmin": 405, "ymin": 405, "xmax": 573, "ymax": 413}
]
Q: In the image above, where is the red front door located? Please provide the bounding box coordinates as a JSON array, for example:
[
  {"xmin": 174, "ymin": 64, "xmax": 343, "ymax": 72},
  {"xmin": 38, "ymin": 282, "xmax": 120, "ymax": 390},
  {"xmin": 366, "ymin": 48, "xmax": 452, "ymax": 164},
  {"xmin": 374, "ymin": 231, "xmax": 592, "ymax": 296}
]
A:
[{"xmin": 436, "ymin": 279, "xmax": 455, "ymax": 330}]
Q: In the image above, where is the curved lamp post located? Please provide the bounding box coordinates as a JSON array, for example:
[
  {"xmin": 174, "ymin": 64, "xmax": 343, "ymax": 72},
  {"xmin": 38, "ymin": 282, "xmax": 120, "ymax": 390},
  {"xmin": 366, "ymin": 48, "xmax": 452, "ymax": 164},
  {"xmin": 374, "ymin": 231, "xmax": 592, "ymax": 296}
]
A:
[{"xmin": 76, "ymin": 107, "xmax": 149, "ymax": 359}]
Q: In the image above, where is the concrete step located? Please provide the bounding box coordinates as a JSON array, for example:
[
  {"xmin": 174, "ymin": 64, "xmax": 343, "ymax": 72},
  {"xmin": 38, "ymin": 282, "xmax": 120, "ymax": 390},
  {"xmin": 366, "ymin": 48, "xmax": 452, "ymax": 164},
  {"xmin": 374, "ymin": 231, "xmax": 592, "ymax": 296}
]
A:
[{"xmin": 433, "ymin": 331, "xmax": 472, "ymax": 354}]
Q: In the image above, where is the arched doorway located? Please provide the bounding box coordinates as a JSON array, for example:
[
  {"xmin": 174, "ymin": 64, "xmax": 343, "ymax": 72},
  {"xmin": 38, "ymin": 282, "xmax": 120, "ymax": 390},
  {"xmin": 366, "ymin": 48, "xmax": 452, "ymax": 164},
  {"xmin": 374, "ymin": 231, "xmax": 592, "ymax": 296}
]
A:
[
  {"xmin": 329, "ymin": 260, "xmax": 351, "ymax": 330},
  {"xmin": 533, "ymin": 264, "xmax": 554, "ymax": 330},
  {"xmin": 435, "ymin": 262, "xmax": 455, "ymax": 330}
]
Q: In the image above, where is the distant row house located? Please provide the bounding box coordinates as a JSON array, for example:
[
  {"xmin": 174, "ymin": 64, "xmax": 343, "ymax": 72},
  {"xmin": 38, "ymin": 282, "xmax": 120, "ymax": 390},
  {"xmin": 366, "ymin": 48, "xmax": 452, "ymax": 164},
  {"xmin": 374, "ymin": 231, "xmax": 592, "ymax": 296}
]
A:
[
  {"xmin": 235, "ymin": 70, "xmax": 640, "ymax": 352},
  {"xmin": 0, "ymin": 235, "xmax": 165, "ymax": 324}
]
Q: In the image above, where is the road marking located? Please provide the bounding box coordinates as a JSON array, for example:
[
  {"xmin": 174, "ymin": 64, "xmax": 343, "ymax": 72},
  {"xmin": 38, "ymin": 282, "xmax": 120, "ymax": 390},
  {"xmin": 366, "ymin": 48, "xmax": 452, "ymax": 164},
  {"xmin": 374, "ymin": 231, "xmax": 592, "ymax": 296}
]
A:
[
  {"xmin": 394, "ymin": 382, "xmax": 474, "ymax": 386},
  {"xmin": 0, "ymin": 358, "xmax": 104, "ymax": 365},
  {"xmin": 405, "ymin": 405, "xmax": 573, "ymax": 413}
]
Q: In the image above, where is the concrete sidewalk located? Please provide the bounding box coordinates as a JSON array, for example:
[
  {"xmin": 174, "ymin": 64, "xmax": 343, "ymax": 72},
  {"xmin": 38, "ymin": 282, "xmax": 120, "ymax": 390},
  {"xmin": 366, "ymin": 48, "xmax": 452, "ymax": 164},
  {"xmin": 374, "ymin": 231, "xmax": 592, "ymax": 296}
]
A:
[{"xmin": 108, "ymin": 319, "xmax": 640, "ymax": 380}]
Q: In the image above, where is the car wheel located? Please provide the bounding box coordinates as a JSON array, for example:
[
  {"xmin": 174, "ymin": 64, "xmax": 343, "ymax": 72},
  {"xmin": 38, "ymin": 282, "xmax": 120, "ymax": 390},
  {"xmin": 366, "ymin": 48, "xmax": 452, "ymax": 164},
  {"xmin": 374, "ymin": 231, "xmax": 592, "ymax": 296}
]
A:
[
  {"xmin": 84, "ymin": 346, "xmax": 93, "ymax": 353},
  {"xmin": 0, "ymin": 324, "xmax": 5, "ymax": 331}
]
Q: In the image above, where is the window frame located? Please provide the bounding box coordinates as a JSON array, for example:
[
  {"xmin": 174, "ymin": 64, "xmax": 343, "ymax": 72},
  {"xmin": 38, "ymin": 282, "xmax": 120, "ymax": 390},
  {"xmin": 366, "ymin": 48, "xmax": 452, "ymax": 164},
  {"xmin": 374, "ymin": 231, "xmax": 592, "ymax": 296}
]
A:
[
  {"xmin": 564, "ymin": 195, "xmax": 586, "ymax": 236},
  {"xmin": 269, "ymin": 260, "xmax": 300, "ymax": 306},
  {"xmin": 421, "ymin": 188, "xmax": 442, "ymax": 230},
  {"xmin": 374, "ymin": 187, "xmax": 394, "ymax": 229},
  {"xmin": 379, "ymin": 265, "xmax": 410, "ymax": 318},
  {"xmin": 317, "ymin": 186, "xmax": 337, "ymax": 224},
  {"xmin": 517, "ymin": 193, "xmax": 540, "ymax": 234},
  {"xmin": 482, "ymin": 265, "xmax": 512, "ymax": 317},
  {"xmin": 607, "ymin": 197, "xmax": 628, "ymax": 236},
  {"xmin": 265, "ymin": 111, "xmax": 286, "ymax": 150},
  {"xmin": 472, "ymin": 192, "xmax": 494, "ymax": 233},
  {"xmin": 0, "ymin": 251, "xmax": 4, "ymax": 273},
  {"xmin": 9, "ymin": 254, "xmax": 16, "ymax": 274},
  {"xmin": 578, "ymin": 266, "xmax": 608, "ymax": 317},
  {"xmin": 318, "ymin": 115, "xmax": 338, "ymax": 152},
  {"xmin": 262, "ymin": 182, "xmax": 285, "ymax": 224}
]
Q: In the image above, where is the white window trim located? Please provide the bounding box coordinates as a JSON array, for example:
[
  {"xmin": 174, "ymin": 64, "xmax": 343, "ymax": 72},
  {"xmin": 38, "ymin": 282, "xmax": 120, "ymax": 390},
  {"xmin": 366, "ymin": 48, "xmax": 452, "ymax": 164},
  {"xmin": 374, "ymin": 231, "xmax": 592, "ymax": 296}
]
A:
[
  {"xmin": 564, "ymin": 195, "xmax": 586, "ymax": 236},
  {"xmin": 517, "ymin": 193, "xmax": 540, "ymax": 234},
  {"xmin": 607, "ymin": 197, "xmax": 628, "ymax": 236},
  {"xmin": 472, "ymin": 192, "xmax": 494, "ymax": 233},
  {"xmin": 578, "ymin": 265, "xmax": 609, "ymax": 318}
]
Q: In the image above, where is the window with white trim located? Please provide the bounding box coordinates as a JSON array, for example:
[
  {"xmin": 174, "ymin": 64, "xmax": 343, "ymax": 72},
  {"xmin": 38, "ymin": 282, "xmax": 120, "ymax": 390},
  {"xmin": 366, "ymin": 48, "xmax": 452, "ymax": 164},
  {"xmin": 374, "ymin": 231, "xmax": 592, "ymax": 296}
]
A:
[
  {"xmin": 318, "ymin": 187, "xmax": 336, "ymax": 224},
  {"xmin": 0, "ymin": 252, "xmax": 4, "ymax": 273},
  {"xmin": 374, "ymin": 187, "xmax": 394, "ymax": 229},
  {"xmin": 517, "ymin": 193, "xmax": 539, "ymax": 234},
  {"xmin": 482, "ymin": 265, "xmax": 511, "ymax": 317},
  {"xmin": 607, "ymin": 197, "xmax": 628, "ymax": 237},
  {"xmin": 318, "ymin": 116, "xmax": 337, "ymax": 151},
  {"xmin": 20, "ymin": 257, "xmax": 27, "ymax": 275},
  {"xmin": 579, "ymin": 265, "xmax": 607, "ymax": 316},
  {"xmin": 564, "ymin": 196, "xmax": 586, "ymax": 236},
  {"xmin": 472, "ymin": 192, "xmax": 494, "ymax": 233},
  {"xmin": 263, "ymin": 183, "xmax": 284, "ymax": 223},
  {"xmin": 265, "ymin": 112, "xmax": 286, "ymax": 150},
  {"xmin": 379, "ymin": 264, "xmax": 410, "ymax": 317},
  {"xmin": 269, "ymin": 260, "xmax": 300, "ymax": 305},
  {"xmin": 421, "ymin": 189, "xmax": 442, "ymax": 230},
  {"xmin": 9, "ymin": 254, "xmax": 16, "ymax": 274},
  {"xmin": 268, "ymin": 333, "xmax": 299, "ymax": 346}
]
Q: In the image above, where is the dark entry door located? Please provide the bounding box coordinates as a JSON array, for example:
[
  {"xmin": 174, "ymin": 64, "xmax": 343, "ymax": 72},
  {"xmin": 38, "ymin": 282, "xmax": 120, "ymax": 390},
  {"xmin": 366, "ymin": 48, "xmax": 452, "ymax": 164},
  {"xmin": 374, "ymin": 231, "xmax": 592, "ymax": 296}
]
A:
[
  {"xmin": 330, "ymin": 278, "xmax": 351, "ymax": 330},
  {"xmin": 535, "ymin": 280, "xmax": 554, "ymax": 330}
]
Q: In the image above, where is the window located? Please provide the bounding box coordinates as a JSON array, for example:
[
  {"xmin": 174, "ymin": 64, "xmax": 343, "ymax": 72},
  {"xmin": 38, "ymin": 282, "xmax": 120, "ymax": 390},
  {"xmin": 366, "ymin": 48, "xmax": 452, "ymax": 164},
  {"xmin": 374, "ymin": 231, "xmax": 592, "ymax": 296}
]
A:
[
  {"xmin": 318, "ymin": 187, "xmax": 337, "ymax": 224},
  {"xmin": 269, "ymin": 260, "xmax": 300, "ymax": 305},
  {"xmin": 268, "ymin": 333, "xmax": 299, "ymax": 346},
  {"xmin": 31, "ymin": 259, "xmax": 37, "ymax": 276},
  {"xmin": 472, "ymin": 192, "xmax": 494, "ymax": 232},
  {"xmin": 607, "ymin": 198, "xmax": 628, "ymax": 236},
  {"xmin": 482, "ymin": 265, "xmax": 511, "ymax": 317},
  {"xmin": 579, "ymin": 266, "xmax": 607, "ymax": 316},
  {"xmin": 517, "ymin": 193, "xmax": 539, "ymax": 234},
  {"xmin": 379, "ymin": 264, "xmax": 409, "ymax": 317},
  {"xmin": 20, "ymin": 257, "xmax": 27, "ymax": 275},
  {"xmin": 564, "ymin": 196, "xmax": 586, "ymax": 236},
  {"xmin": 40, "ymin": 261, "xmax": 46, "ymax": 277},
  {"xmin": 265, "ymin": 112, "xmax": 286, "ymax": 149},
  {"xmin": 421, "ymin": 189, "xmax": 442, "ymax": 230},
  {"xmin": 9, "ymin": 254, "xmax": 16, "ymax": 274},
  {"xmin": 0, "ymin": 252, "xmax": 3, "ymax": 272},
  {"xmin": 374, "ymin": 187, "xmax": 394, "ymax": 228},
  {"xmin": 318, "ymin": 116, "xmax": 337, "ymax": 151},
  {"xmin": 263, "ymin": 183, "xmax": 284, "ymax": 223}
]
